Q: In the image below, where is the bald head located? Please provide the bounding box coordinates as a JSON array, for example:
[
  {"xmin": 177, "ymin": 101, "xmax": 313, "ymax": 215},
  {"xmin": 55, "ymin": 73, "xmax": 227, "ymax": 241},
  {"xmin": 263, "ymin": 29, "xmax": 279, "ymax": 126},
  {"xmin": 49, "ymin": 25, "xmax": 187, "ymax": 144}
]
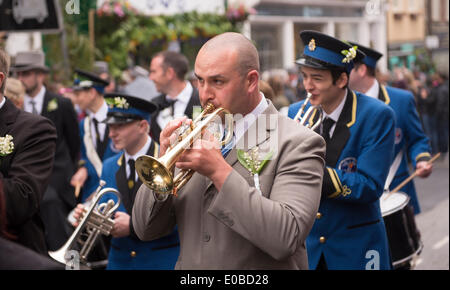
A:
[{"xmin": 198, "ymin": 32, "xmax": 260, "ymax": 76}]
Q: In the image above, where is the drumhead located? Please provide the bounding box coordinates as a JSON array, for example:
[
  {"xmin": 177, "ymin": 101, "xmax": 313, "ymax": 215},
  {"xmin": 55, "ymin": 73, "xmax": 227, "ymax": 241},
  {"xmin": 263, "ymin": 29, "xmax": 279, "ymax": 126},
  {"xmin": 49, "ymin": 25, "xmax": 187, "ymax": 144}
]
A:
[{"xmin": 380, "ymin": 191, "xmax": 410, "ymax": 217}]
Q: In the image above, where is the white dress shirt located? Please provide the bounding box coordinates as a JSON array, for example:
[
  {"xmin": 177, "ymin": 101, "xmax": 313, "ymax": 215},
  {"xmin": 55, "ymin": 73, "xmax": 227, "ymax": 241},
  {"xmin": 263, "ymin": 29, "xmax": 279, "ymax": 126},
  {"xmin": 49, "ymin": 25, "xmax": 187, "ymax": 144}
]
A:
[
  {"xmin": 24, "ymin": 86, "xmax": 46, "ymax": 115},
  {"xmin": 87, "ymin": 100, "xmax": 108, "ymax": 148},
  {"xmin": 124, "ymin": 136, "xmax": 152, "ymax": 181},
  {"xmin": 157, "ymin": 81, "xmax": 193, "ymax": 130},
  {"xmin": 364, "ymin": 79, "xmax": 380, "ymax": 99},
  {"xmin": 0, "ymin": 96, "xmax": 6, "ymax": 109}
]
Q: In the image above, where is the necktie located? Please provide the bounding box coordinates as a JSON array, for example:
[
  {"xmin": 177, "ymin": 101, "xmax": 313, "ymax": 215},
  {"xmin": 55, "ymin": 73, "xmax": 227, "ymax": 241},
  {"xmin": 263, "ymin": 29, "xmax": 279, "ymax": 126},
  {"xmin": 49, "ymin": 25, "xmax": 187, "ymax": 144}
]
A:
[
  {"xmin": 221, "ymin": 129, "xmax": 235, "ymax": 158},
  {"xmin": 321, "ymin": 117, "xmax": 335, "ymax": 142},
  {"xmin": 29, "ymin": 100, "xmax": 38, "ymax": 115},
  {"xmin": 127, "ymin": 158, "xmax": 136, "ymax": 191},
  {"xmin": 93, "ymin": 118, "xmax": 101, "ymax": 146}
]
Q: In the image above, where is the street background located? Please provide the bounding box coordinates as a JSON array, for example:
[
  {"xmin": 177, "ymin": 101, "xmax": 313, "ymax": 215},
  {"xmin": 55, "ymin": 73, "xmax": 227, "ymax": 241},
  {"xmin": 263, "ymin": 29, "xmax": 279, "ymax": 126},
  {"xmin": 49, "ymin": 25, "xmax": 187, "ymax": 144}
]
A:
[{"xmin": 415, "ymin": 154, "xmax": 449, "ymax": 270}]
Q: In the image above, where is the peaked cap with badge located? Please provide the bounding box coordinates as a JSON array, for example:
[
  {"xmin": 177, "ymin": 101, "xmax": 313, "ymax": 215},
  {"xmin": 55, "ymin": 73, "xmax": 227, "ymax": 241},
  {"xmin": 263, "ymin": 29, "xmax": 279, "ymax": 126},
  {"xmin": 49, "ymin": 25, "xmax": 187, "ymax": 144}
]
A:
[
  {"xmin": 103, "ymin": 92, "xmax": 158, "ymax": 125},
  {"xmin": 72, "ymin": 68, "xmax": 109, "ymax": 93},
  {"xmin": 296, "ymin": 30, "xmax": 365, "ymax": 73},
  {"xmin": 348, "ymin": 42, "xmax": 383, "ymax": 69}
]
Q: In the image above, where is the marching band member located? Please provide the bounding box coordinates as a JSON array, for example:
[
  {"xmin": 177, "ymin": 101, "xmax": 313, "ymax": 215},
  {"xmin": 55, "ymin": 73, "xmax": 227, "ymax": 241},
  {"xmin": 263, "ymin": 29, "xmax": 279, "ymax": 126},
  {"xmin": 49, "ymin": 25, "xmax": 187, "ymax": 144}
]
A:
[
  {"xmin": 288, "ymin": 31, "xmax": 396, "ymax": 270},
  {"xmin": 348, "ymin": 42, "xmax": 433, "ymax": 215},
  {"xmin": 132, "ymin": 32, "xmax": 325, "ymax": 269},
  {"xmin": 70, "ymin": 69, "xmax": 119, "ymax": 202},
  {"xmin": 74, "ymin": 93, "xmax": 180, "ymax": 270}
]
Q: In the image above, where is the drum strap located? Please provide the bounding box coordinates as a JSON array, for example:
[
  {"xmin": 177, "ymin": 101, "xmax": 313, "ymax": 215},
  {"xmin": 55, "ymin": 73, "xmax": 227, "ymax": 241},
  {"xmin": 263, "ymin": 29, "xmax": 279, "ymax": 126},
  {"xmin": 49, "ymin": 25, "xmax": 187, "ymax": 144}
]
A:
[{"xmin": 384, "ymin": 149, "xmax": 403, "ymax": 191}]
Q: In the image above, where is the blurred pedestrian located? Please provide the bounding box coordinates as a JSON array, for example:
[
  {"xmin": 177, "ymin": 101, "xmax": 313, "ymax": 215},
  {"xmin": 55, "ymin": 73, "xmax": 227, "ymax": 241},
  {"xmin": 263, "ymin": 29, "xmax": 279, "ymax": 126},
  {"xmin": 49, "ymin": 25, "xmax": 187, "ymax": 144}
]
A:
[
  {"xmin": 432, "ymin": 72, "xmax": 449, "ymax": 158},
  {"xmin": 148, "ymin": 51, "xmax": 201, "ymax": 143}
]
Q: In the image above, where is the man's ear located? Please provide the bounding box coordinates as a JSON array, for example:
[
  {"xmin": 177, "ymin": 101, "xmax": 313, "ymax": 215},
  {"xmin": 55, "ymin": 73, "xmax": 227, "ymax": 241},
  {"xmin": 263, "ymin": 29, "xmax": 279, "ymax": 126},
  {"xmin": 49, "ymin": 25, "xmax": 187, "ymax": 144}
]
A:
[
  {"xmin": 337, "ymin": 72, "xmax": 349, "ymax": 89},
  {"xmin": 247, "ymin": 70, "xmax": 259, "ymax": 93}
]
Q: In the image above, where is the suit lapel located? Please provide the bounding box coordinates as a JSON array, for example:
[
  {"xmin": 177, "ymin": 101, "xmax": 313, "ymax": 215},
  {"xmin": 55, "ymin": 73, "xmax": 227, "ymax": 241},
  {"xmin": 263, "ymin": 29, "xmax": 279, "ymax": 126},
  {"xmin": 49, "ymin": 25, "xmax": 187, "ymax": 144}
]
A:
[
  {"xmin": 40, "ymin": 92, "xmax": 52, "ymax": 119},
  {"xmin": 325, "ymin": 90, "xmax": 356, "ymax": 167},
  {"xmin": 205, "ymin": 101, "xmax": 277, "ymax": 190},
  {"xmin": 115, "ymin": 154, "xmax": 130, "ymax": 211},
  {"xmin": 378, "ymin": 85, "xmax": 390, "ymax": 105}
]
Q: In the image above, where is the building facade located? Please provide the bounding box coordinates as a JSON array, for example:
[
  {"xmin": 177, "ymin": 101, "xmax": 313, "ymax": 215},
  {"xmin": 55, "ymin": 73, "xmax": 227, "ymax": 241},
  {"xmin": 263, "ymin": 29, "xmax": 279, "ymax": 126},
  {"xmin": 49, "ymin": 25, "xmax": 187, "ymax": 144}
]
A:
[{"xmin": 245, "ymin": 0, "xmax": 388, "ymax": 72}]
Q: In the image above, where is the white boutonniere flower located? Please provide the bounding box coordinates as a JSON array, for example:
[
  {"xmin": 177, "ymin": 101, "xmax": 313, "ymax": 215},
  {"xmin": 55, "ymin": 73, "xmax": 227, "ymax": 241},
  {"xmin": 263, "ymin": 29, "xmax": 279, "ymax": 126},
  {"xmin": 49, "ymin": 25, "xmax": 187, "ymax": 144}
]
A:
[
  {"xmin": 47, "ymin": 98, "xmax": 58, "ymax": 112},
  {"xmin": 341, "ymin": 46, "xmax": 358, "ymax": 64},
  {"xmin": 105, "ymin": 97, "xmax": 130, "ymax": 109},
  {"xmin": 237, "ymin": 147, "xmax": 273, "ymax": 195},
  {"xmin": 0, "ymin": 134, "xmax": 14, "ymax": 156}
]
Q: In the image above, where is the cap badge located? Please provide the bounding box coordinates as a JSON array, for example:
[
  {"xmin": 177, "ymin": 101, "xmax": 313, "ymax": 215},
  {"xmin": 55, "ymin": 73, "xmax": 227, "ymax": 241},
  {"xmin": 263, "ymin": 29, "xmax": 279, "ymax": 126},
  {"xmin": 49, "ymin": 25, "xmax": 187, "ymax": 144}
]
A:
[
  {"xmin": 341, "ymin": 46, "xmax": 358, "ymax": 64},
  {"xmin": 308, "ymin": 39, "xmax": 316, "ymax": 51}
]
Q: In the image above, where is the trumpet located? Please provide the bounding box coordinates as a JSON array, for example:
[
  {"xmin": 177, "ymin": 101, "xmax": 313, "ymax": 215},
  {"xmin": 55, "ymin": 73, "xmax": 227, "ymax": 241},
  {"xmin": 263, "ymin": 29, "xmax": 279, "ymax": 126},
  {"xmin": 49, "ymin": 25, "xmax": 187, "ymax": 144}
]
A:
[
  {"xmin": 292, "ymin": 93, "xmax": 323, "ymax": 130},
  {"xmin": 49, "ymin": 181, "xmax": 120, "ymax": 265},
  {"xmin": 135, "ymin": 103, "xmax": 233, "ymax": 196}
]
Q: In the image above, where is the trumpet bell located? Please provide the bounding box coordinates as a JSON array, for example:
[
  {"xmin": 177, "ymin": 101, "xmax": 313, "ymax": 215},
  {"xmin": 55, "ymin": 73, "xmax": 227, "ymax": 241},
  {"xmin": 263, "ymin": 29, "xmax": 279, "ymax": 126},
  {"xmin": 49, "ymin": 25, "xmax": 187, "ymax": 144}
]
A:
[{"xmin": 135, "ymin": 155, "xmax": 174, "ymax": 194}]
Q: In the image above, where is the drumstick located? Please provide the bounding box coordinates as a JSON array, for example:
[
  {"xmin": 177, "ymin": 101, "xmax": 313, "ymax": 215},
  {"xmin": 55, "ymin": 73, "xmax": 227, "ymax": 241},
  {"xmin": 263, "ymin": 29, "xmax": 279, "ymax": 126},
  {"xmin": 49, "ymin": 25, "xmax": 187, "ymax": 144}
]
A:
[
  {"xmin": 389, "ymin": 152, "xmax": 441, "ymax": 195},
  {"xmin": 74, "ymin": 183, "xmax": 81, "ymax": 199}
]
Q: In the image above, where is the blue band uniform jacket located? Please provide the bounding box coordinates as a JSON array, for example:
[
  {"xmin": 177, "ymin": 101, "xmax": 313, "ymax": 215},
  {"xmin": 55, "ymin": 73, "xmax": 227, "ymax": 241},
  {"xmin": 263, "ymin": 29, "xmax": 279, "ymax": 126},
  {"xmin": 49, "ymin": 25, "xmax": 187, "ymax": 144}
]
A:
[
  {"xmin": 288, "ymin": 90, "xmax": 396, "ymax": 270},
  {"xmin": 99, "ymin": 140, "xmax": 180, "ymax": 270},
  {"xmin": 378, "ymin": 85, "xmax": 431, "ymax": 214}
]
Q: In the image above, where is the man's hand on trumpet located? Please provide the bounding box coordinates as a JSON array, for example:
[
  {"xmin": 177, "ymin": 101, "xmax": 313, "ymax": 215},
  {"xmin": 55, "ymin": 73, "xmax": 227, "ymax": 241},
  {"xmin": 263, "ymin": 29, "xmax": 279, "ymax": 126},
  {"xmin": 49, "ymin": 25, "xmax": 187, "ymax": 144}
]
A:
[
  {"xmin": 160, "ymin": 117, "xmax": 233, "ymax": 191},
  {"xmin": 71, "ymin": 203, "xmax": 129, "ymax": 238}
]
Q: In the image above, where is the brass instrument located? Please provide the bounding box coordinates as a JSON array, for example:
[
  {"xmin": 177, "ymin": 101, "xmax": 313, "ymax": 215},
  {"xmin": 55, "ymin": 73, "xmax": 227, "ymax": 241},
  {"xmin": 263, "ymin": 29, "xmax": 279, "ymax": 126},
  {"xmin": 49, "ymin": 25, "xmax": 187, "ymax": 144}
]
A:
[
  {"xmin": 292, "ymin": 92, "xmax": 323, "ymax": 130},
  {"xmin": 49, "ymin": 181, "xmax": 120, "ymax": 265},
  {"xmin": 135, "ymin": 103, "xmax": 233, "ymax": 196}
]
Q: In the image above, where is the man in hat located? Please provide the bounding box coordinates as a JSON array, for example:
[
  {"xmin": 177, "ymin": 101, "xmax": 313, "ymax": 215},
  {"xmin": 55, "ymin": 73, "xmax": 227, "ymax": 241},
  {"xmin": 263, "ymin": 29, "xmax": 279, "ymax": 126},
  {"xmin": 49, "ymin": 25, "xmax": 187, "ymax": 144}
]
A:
[
  {"xmin": 13, "ymin": 50, "xmax": 80, "ymax": 251},
  {"xmin": 70, "ymin": 68, "xmax": 119, "ymax": 203},
  {"xmin": 288, "ymin": 31, "xmax": 396, "ymax": 270},
  {"xmin": 348, "ymin": 42, "xmax": 432, "ymax": 216},
  {"xmin": 73, "ymin": 93, "xmax": 179, "ymax": 269},
  {"xmin": 149, "ymin": 51, "xmax": 201, "ymax": 143},
  {"xmin": 0, "ymin": 49, "xmax": 57, "ymax": 255}
]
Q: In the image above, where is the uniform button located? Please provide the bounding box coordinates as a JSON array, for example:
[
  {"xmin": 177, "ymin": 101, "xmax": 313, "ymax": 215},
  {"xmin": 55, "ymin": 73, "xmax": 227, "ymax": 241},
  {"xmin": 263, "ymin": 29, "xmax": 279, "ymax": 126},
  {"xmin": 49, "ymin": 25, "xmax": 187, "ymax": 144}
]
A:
[
  {"xmin": 319, "ymin": 237, "xmax": 326, "ymax": 244},
  {"xmin": 130, "ymin": 251, "xmax": 137, "ymax": 258},
  {"xmin": 203, "ymin": 233, "xmax": 210, "ymax": 242},
  {"xmin": 316, "ymin": 212, "xmax": 322, "ymax": 219}
]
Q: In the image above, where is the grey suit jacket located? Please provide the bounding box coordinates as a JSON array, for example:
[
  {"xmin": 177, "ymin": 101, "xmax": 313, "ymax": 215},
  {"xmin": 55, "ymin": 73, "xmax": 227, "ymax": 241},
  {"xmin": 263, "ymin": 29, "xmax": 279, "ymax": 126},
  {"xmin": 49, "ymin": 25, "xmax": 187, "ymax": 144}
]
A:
[{"xmin": 132, "ymin": 101, "xmax": 325, "ymax": 269}]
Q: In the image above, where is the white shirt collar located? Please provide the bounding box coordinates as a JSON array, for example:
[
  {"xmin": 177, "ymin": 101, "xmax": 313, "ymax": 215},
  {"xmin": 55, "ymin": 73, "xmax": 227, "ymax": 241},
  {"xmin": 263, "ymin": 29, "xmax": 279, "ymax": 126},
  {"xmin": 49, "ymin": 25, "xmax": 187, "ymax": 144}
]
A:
[
  {"xmin": 234, "ymin": 93, "xmax": 268, "ymax": 143},
  {"xmin": 88, "ymin": 100, "xmax": 108, "ymax": 122},
  {"xmin": 166, "ymin": 81, "xmax": 192, "ymax": 105},
  {"xmin": 124, "ymin": 136, "xmax": 152, "ymax": 180},
  {"xmin": 0, "ymin": 96, "xmax": 6, "ymax": 110},
  {"xmin": 24, "ymin": 86, "xmax": 46, "ymax": 115},
  {"xmin": 365, "ymin": 79, "xmax": 379, "ymax": 99}
]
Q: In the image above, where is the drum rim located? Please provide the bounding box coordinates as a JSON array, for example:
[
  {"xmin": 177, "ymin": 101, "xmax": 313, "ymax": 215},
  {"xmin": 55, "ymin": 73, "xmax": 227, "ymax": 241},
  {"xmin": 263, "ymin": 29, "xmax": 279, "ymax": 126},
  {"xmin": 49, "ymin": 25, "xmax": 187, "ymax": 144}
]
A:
[
  {"xmin": 392, "ymin": 242, "xmax": 424, "ymax": 267},
  {"xmin": 381, "ymin": 191, "xmax": 411, "ymax": 217}
]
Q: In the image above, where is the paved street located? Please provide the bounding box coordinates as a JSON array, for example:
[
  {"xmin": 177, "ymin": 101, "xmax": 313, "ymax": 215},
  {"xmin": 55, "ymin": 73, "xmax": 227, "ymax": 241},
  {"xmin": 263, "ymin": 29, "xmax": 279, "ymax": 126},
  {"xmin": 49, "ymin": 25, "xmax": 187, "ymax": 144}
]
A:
[{"xmin": 413, "ymin": 153, "xmax": 449, "ymax": 270}]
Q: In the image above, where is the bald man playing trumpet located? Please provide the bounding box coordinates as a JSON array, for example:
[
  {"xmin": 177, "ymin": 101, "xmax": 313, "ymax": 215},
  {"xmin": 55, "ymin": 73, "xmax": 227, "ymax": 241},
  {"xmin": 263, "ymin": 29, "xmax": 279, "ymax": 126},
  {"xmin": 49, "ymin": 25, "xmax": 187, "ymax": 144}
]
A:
[{"xmin": 132, "ymin": 32, "xmax": 326, "ymax": 270}]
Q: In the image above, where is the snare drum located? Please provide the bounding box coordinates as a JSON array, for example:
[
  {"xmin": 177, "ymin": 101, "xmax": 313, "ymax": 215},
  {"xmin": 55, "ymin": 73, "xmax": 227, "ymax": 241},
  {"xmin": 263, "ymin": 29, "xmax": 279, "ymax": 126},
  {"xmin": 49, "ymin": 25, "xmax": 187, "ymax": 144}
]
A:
[{"xmin": 380, "ymin": 191, "xmax": 423, "ymax": 269}]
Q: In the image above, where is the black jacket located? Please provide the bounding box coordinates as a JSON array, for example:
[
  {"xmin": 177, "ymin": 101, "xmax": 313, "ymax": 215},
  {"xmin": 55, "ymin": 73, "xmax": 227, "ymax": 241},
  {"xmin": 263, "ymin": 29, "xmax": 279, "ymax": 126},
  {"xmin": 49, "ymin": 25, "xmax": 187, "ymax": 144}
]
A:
[
  {"xmin": 0, "ymin": 97, "xmax": 57, "ymax": 254},
  {"xmin": 41, "ymin": 90, "xmax": 80, "ymax": 208},
  {"xmin": 150, "ymin": 87, "xmax": 201, "ymax": 143}
]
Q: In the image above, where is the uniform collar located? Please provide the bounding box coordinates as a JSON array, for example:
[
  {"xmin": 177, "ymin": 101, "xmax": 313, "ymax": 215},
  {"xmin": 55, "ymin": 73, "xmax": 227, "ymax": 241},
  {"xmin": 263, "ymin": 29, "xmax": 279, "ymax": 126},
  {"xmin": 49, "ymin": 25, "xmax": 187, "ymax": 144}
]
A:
[
  {"xmin": 365, "ymin": 79, "xmax": 379, "ymax": 99},
  {"xmin": 323, "ymin": 89, "xmax": 347, "ymax": 123}
]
